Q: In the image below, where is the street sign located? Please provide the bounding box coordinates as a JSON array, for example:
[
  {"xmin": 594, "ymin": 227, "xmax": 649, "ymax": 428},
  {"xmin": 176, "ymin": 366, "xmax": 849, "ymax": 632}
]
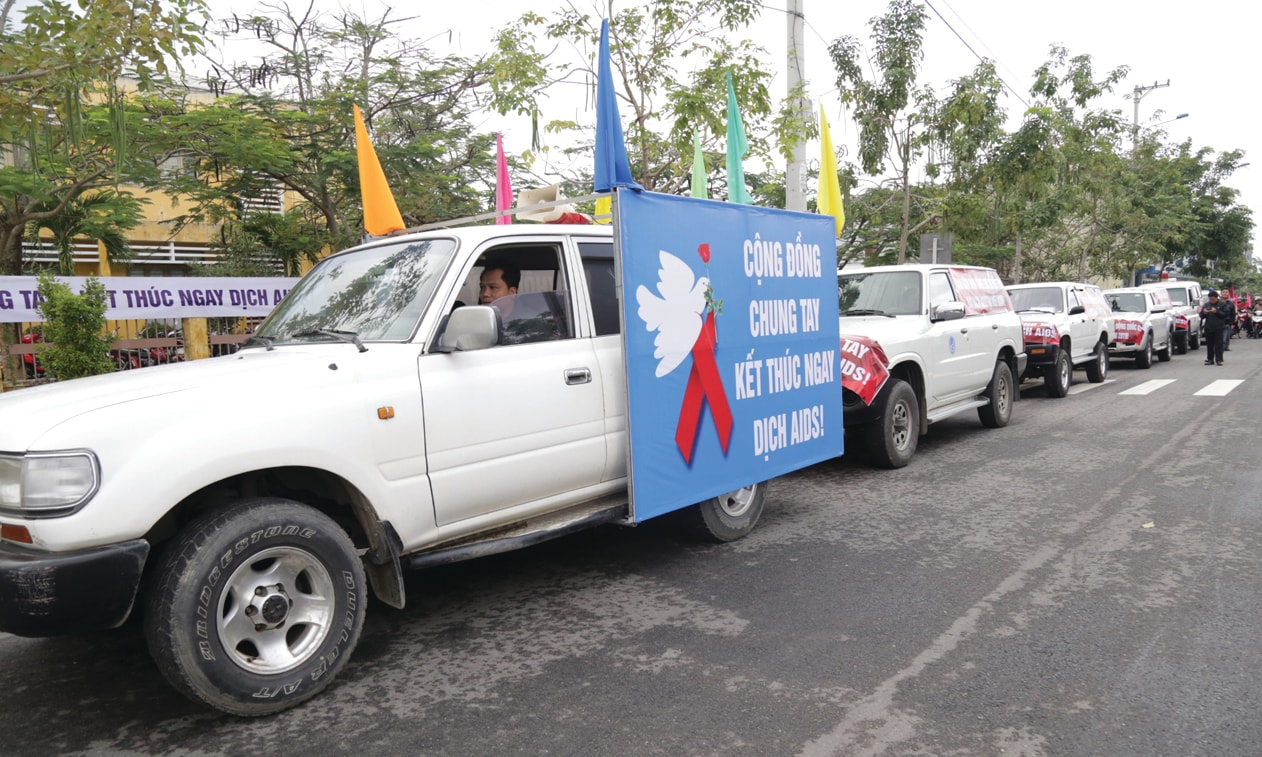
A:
[{"xmin": 919, "ymin": 233, "xmax": 953, "ymax": 263}]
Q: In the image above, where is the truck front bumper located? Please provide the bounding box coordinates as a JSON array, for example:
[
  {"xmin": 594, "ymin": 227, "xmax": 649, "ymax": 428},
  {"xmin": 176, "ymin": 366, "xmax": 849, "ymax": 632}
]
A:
[
  {"xmin": 1018, "ymin": 344, "xmax": 1049, "ymax": 379},
  {"xmin": 0, "ymin": 538, "xmax": 148, "ymax": 637}
]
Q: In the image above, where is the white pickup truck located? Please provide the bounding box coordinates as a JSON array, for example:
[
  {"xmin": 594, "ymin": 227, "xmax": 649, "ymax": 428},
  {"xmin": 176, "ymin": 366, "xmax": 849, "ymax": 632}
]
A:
[
  {"xmin": 837, "ymin": 264, "xmax": 1026, "ymax": 468},
  {"xmin": 1006, "ymin": 282, "xmax": 1115, "ymax": 397},
  {"xmin": 1103, "ymin": 286, "xmax": 1174, "ymax": 368},
  {"xmin": 0, "ymin": 224, "xmax": 774, "ymax": 716}
]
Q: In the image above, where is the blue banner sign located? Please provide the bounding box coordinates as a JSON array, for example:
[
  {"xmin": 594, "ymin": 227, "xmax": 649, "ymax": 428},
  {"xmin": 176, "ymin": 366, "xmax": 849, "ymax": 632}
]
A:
[{"xmin": 617, "ymin": 190, "xmax": 844, "ymax": 522}]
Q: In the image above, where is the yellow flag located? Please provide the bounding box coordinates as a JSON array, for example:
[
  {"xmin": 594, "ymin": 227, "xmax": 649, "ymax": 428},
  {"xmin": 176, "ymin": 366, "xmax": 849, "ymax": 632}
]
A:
[
  {"xmin": 354, "ymin": 104, "xmax": 405, "ymax": 236},
  {"xmin": 594, "ymin": 196, "xmax": 612, "ymax": 224},
  {"xmin": 817, "ymin": 106, "xmax": 844, "ymax": 237}
]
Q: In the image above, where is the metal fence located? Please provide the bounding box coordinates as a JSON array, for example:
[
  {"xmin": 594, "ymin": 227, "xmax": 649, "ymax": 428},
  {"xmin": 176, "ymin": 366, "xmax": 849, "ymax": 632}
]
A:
[{"xmin": 7, "ymin": 317, "xmax": 255, "ymax": 383}]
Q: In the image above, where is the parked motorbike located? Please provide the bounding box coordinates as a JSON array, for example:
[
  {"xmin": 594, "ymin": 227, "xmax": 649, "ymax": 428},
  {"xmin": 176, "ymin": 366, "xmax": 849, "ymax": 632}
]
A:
[
  {"xmin": 20, "ymin": 332, "xmax": 44, "ymax": 379},
  {"xmin": 1250, "ymin": 309, "xmax": 1262, "ymax": 338}
]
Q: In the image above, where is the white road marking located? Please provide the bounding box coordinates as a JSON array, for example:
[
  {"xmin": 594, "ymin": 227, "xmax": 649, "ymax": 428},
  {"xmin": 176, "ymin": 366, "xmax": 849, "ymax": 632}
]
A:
[
  {"xmin": 1067, "ymin": 379, "xmax": 1114, "ymax": 395},
  {"xmin": 1193, "ymin": 379, "xmax": 1244, "ymax": 397},
  {"xmin": 1118, "ymin": 379, "xmax": 1176, "ymax": 396}
]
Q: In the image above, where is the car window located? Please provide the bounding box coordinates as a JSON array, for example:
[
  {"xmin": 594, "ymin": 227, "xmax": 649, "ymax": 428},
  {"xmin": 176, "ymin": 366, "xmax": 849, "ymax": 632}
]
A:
[
  {"xmin": 579, "ymin": 241, "xmax": 620, "ymax": 336},
  {"xmin": 1008, "ymin": 286, "xmax": 1061, "ymax": 312},
  {"xmin": 928, "ymin": 271, "xmax": 954, "ymax": 309},
  {"xmin": 838, "ymin": 271, "xmax": 923, "ymax": 315},
  {"xmin": 457, "ymin": 243, "xmax": 575, "ymax": 346},
  {"xmin": 1107, "ymin": 292, "xmax": 1146, "ymax": 313}
]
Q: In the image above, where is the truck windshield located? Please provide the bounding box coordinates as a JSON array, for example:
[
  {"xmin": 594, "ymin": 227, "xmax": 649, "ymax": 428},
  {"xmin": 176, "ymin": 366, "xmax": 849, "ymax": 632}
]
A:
[
  {"xmin": 1008, "ymin": 287, "xmax": 1062, "ymax": 312},
  {"xmin": 253, "ymin": 238, "xmax": 457, "ymax": 344},
  {"xmin": 838, "ymin": 271, "xmax": 922, "ymax": 315},
  {"xmin": 1107, "ymin": 293, "xmax": 1146, "ymax": 313}
]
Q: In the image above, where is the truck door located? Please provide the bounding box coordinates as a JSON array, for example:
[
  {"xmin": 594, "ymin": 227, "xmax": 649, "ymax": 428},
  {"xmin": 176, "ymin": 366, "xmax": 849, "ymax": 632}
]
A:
[
  {"xmin": 1067, "ymin": 287, "xmax": 1093, "ymax": 361},
  {"xmin": 419, "ymin": 239, "xmax": 608, "ymax": 528},
  {"xmin": 926, "ymin": 270, "xmax": 977, "ymax": 402}
]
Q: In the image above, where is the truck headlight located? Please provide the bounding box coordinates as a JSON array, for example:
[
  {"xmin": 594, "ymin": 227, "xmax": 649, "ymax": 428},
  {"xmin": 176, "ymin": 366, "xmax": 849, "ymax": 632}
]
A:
[{"xmin": 0, "ymin": 451, "xmax": 100, "ymax": 516}]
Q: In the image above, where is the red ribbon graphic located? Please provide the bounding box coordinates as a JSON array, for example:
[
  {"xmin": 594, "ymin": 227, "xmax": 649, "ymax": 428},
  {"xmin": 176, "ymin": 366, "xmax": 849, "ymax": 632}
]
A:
[{"xmin": 675, "ymin": 311, "xmax": 733, "ymax": 464}]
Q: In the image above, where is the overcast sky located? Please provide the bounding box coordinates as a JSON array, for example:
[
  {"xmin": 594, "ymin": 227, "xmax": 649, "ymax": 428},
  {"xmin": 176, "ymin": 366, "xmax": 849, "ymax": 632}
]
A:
[{"xmin": 229, "ymin": 0, "xmax": 1259, "ymax": 256}]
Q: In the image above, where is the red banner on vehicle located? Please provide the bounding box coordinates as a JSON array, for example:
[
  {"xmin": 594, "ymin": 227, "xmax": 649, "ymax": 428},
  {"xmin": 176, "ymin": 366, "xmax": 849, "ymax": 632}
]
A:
[
  {"xmin": 1114, "ymin": 318, "xmax": 1145, "ymax": 345},
  {"xmin": 1020, "ymin": 319, "xmax": 1059, "ymax": 346},
  {"xmin": 839, "ymin": 334, "xmax": 890, "ymax": 406},
  {"xmin": 949, "ymin": 267, "xmax": 1012, "ymax": 314}
]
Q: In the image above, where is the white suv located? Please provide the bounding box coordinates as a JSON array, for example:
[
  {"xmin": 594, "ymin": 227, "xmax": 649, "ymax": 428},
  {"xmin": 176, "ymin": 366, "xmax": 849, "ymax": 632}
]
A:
[
  {"xmin": 1103, "ymin": 287, "xmax": 1174, "ymax": 368},
  {"xmin": 837, "ymin": 264, "xmax": 1026, "ymax": 468},
  {"xmin": 1141, "ymin": 280, "xmax": 1203, "ymax": 353},
  {"xmin": 1007, "ymin": 282, "xmax": 1115, "ymax": 397}
]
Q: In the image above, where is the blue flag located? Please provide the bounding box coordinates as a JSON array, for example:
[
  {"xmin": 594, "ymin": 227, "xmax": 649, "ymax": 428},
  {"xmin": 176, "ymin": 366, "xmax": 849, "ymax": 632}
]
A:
[{"xmin": 594, "ymin": 18, "xmax": 641, "ymax": 191}]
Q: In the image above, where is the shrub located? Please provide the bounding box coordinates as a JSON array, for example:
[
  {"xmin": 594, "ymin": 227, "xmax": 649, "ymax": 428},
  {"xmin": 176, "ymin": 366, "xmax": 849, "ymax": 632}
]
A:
[{"xmin": 35, "ymin": 273, "xmax": 116, "ymax": 380}]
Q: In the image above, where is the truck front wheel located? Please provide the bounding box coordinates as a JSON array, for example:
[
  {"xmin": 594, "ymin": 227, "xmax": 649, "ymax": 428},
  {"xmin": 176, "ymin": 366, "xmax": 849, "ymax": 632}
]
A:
[
  {"xmin": 865, "ymin": 378, "xmax": 919, "ymax": 468},
  {"xmin": 1044, "ymin": 349, "xmax": 1072, "ymax": 398},
  {"xmin": 685, "ymin": 481, "xmax": 767, "ymax": 542},
  {"xmin": 144, "ymin": 498, "xmax": 366, "ymax": 716}
]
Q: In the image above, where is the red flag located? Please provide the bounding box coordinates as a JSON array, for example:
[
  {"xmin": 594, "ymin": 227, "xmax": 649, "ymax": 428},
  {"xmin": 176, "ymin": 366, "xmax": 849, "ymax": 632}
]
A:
[{"xmin": 495, "ymin": 133, "xmax": 513, "ymax": 225}]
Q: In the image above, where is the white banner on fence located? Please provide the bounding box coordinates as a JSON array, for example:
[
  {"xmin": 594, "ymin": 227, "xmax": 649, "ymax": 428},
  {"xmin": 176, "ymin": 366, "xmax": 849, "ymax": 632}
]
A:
[{"xmin": 0, "ymin": 276, "xmax": 300, "ymax": 323}]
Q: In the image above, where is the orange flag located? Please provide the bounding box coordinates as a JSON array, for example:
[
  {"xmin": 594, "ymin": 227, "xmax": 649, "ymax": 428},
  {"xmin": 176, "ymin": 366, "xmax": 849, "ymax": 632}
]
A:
[{"xmin": 353, "ymin": 104, "xmax": 405, "ymax": 236}]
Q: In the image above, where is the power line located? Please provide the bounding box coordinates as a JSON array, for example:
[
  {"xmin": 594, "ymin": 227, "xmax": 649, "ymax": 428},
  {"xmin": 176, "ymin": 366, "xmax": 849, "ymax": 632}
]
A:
[{"xmin": 922, "ymin": 0, "xmax": 1030, "ymax": 109}]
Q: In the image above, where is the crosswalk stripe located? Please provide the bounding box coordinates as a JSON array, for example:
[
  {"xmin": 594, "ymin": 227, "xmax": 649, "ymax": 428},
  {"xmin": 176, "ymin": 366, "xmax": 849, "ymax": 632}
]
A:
[
  {"xmin": 1067, "ymin": 379, "xmax": 1115, "ymax": 395},
  {"xmin": 1193, "ymin": 380, "xmax": 1244, "ymax": 397},
  {"xmin": 1118, "ymin": 379, "xmax": 1176, "ymax": 396}
]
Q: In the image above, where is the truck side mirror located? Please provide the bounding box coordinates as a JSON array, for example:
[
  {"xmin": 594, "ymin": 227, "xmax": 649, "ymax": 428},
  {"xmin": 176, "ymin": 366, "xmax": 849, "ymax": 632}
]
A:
[
  {"xmin": 433, "ymin": 305, "xmax": 499, "ymax": 352},
  {"xmin": 1069, "ymin": 305, "xmax": 1086, "ymax": 315},
  {"xmin": 931, "ymin": 301, "xmax": 966, "ymax": 322}
]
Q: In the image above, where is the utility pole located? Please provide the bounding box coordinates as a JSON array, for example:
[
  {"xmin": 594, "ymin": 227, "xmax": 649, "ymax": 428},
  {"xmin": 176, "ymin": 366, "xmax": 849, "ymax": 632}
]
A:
[
  {"xmin": 1129, "ymin": 79, "xmax": 1169, "ymax": 149},
  {"xmin": 785, "ymin": 0, "xmax": 807, "ymax": 211}
]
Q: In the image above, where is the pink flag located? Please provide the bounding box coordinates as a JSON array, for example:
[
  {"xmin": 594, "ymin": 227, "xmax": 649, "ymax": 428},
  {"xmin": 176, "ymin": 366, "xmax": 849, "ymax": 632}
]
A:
[{"xmin": 496, "ymin": 133, "xmax": 513, "ymax": 225}]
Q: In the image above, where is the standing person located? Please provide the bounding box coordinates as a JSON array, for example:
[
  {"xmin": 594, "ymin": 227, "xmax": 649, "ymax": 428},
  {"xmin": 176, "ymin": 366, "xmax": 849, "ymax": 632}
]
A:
[
  {"xmin": 1222, "ymin": 295, "xmax": 1237, "ymax": 351},
  {"xmin": 1201, "ymin": 290, "xmax": 1229, "ymax": 365}
]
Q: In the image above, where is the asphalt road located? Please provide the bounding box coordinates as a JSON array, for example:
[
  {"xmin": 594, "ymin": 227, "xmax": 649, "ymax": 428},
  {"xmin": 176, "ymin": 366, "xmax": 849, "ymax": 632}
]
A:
[{"xmin": 3, "ymin": 335, "xmax": 1261, "ymax": 756}]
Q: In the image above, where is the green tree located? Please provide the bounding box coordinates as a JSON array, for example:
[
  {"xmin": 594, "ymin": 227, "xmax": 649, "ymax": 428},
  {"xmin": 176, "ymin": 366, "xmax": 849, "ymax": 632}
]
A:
[
  {"xmin": 26, "ymin": 190, "xmax": 140, "ymax": 275},
  {"xmin": 148, "ymin": 3, "xmax": 543, "ymax": 249},
  {"xmin": 503, "ymin": 0, "xmax": 792, "ymax": 198},
  {"xmin": 34, "ymin": 273, "xmax": 115, "ymax": 380},
  {"xmin": 0, "ymin": 0, "xmax": 205, "ymax": 275},
  {"xmin": 829, "ymin": 0, "xmax": 943, "ymax": 262}
]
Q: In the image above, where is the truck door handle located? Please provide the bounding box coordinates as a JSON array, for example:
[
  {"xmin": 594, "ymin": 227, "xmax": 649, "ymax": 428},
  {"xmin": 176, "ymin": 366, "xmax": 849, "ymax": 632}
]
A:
[
  {"xmin": 992, "ymin": 324, "xmax": 1000, "ymax": 329},
  {"xmin": 564, "ymin": 368, "xmax": 592, "ymax": 385},
  {"xmin": 959, "ymin": 328, "xmax": 968, "ymax": 334}
]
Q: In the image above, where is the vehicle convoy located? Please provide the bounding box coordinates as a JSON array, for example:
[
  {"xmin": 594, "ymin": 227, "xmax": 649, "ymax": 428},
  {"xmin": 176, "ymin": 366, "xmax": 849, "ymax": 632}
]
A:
[
  {"xmin": 1103, "ymin": 287, "xmax": 1174, "ymax": 368},
  {"xmin": 1006, "ymin": 282, "xmax": 1115, "ymax": 397},
  {"xmin": 836, "ymin": 264, "xmax": 1026, "ymax": 468},
  {"xmin": 1140, "ymin": 280, "xmax": 1202, "ymax": 353},
  {"xmin": 0, "ymin": 223, "xmax": 786, "ymax": 716}
]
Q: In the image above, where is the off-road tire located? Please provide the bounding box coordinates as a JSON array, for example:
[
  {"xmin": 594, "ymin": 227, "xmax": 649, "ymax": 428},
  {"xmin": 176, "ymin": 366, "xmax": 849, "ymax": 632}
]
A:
[
  {"xmin": 865, "ymin": 379, "xmax": 919, "ymax": 468},
  {"xmin": 1044, "ymin": 349, "xmax": 1072, "ymax": 398},
  {"xmin": 1085, "ymin": 341, "xmax": 1109, "ymax": 383},
  {"xmin": 145, "ymin": 498, "xmax": 366, "ymax": 716},
  {"xmin": 684, "ymin": 481, "xmax": 768, "ymax": 542},
  {"xmin": 1136, "ymin": 335, "xmax": 1154, "ymax": 369},
  {"xmin": 978, "ymin": 360, "xmax": 1014, "ymax": 428}
]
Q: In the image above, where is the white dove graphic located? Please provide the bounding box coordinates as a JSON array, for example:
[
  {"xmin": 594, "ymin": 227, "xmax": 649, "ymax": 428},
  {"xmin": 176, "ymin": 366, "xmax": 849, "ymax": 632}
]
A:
[{"xmin": 636, "ymin": 249, "xmax": 709, "ymax": 378}]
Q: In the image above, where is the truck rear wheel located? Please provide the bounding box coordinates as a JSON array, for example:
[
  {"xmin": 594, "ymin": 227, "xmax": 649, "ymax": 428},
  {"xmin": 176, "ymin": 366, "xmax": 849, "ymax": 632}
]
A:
[
  {"xmin": 145, "ymin": 498, "xmax": 366, "ymax": 716},
  {"xmin": 684, "ymin": 481, "xmax": 767, "ymax": 542},
  {"xmin": 865, "ymin": 378, "xmax": 919, "ymax": 468},
  {"xmin": 978, "ymin": 360, "xmax": 1014, "ymax": 428}
]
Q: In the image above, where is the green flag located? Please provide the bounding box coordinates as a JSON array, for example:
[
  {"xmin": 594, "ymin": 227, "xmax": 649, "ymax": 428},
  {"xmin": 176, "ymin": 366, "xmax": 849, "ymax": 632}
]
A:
[
  {"xmin": 691, "ymin": 131, "xmax": 707, "ymax": 199},
  {"xmin": 725, "ymin": 71, "xmax": 752, "ymax": 205}
]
